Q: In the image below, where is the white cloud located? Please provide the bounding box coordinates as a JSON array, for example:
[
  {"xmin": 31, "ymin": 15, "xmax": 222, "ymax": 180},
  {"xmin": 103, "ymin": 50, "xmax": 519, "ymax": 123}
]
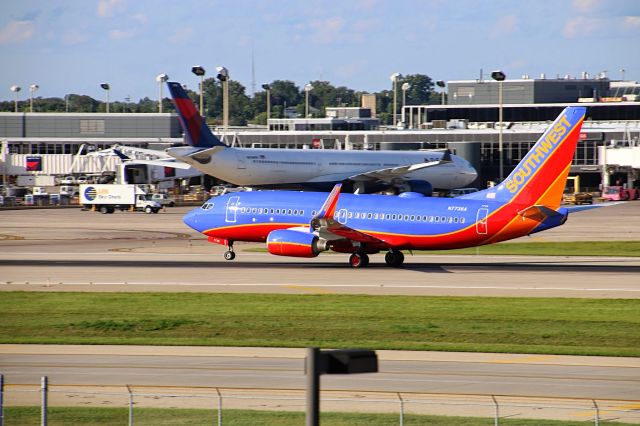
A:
[
  {"xmin": 624, "ymin": 16, "xmax": 640, "ymax": 30},
  {"xmin": 490, "ymin": 14, "xmax": 518, "ymax": 38},
  {"xmin": 563, "ymin": 16, "xmax": 604, "ymax": 38},
  {"xmin": 168, "ymin": 27, "xmax": 194, "ymax": 44},
  {"xmin": 97, "ymin": 0, "xmax": 127, "ymax": 18},
  {"xmin": 109, "ymin": 28, "xmax": 136, "ymax": 40},
  {"xmin": 309, "ymin": 17, "xmax": 345, "ymax": 44},
  {"xmin": 0, "ymin": 20, "xmax": 35, "ymax": 44},
  {"xmin": 571, "ymin": 0, "xmax": 603, "ymax": 13}
]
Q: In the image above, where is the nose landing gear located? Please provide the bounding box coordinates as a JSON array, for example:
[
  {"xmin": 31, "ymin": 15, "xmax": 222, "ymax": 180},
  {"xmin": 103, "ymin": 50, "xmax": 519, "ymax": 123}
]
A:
[{"xmin": 223, "ymin": 241, "xmax": 235, "ymax": 261}]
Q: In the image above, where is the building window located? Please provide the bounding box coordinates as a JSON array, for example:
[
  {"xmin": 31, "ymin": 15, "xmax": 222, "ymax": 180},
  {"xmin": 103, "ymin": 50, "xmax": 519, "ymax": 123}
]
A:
[{"xmin": 80, "ymin": 120, "xmax": 105, "ymax": 134}]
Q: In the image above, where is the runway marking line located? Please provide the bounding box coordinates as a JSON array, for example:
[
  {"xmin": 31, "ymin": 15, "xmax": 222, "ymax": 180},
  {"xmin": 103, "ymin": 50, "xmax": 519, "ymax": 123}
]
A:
[
  {"xmin": 282, "ymin": 284, "xmax": 333, "ymax": 294},
  {"xmin": 3, "ymin": 282, "xmax": 640, "ymax": 292}
]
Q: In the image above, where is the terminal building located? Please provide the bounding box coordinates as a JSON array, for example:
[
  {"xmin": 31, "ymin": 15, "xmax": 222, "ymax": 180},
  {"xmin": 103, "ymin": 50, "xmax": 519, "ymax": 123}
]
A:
[{"xmin": 1, "ymin": 76, "xmax": 639, "ymax": 196}]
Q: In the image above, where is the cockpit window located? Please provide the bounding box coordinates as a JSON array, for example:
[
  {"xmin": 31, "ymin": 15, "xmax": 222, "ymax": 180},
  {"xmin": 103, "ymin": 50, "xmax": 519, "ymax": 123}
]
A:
[{"xmin": 201, "ymin": 202, "xmax": 214, "ymax": 210}]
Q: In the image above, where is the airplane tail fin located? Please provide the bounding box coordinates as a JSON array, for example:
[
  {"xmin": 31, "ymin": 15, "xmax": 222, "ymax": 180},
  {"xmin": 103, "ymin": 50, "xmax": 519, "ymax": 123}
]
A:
[
  {"xmin": 462, "ymin": 106, "xmax": 586, "ymax": 209},
  {"xmin": 166, "ymin": 82, "xmax": 226, "ymax": 149}
]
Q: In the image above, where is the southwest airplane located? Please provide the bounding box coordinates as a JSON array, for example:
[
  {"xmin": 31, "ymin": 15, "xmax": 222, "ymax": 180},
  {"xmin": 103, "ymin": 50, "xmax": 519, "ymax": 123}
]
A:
[
  {"xmin": 165, "ymin": 81, "xmax": 477, "ymax": 194},
  {"xmin": 183, "ymin": 106, "xmax": 592, "ymax": 267}
]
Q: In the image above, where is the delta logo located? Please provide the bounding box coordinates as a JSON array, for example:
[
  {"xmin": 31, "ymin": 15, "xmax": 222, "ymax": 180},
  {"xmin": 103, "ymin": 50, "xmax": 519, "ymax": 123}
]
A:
[{"xmin": 504, "ymin": 114, "xmax": 571, "ymax": 194}]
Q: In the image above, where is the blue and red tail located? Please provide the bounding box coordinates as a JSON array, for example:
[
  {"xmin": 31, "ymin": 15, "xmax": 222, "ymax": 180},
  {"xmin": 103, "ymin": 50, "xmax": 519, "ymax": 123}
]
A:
[
  {"xmin": 463, "ymin": 106, "xmax": 586, "ymax": 209},
  {"xmin": 166, "ymin": 82, "xmax": 226, "ymax": 149}
]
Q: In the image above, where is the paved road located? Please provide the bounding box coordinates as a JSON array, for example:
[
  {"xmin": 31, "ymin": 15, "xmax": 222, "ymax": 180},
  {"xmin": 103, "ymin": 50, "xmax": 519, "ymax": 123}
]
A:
[{"xmin": 2, "ymin": 345, "xmax": 639, "ymax": 401}]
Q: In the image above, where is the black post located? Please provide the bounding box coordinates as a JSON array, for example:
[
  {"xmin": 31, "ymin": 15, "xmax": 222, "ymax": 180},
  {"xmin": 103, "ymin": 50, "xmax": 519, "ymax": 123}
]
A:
[{"xmin": 306, "ymin": 347, "xmax": 320, "ymax": 426}]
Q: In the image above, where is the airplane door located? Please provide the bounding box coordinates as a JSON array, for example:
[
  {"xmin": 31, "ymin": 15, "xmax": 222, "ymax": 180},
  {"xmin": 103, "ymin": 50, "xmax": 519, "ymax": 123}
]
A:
[
  {"xmin": 236, "ymin": 152, "xmax": 246, "ymax": 170},
  {"xmin": 475, "ymin": 206, "xmax": 489, "ymax": 235},
  {"xmin": 337, "ymin": 208, "xmax": 348, "ymax": 225},
  {"xmin": 225, "ymin": 196, "xmax": 240, "ymax": 223}
]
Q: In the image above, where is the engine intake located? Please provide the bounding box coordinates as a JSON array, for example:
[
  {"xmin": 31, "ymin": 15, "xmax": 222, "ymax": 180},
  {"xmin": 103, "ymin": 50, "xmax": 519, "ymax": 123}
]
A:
[{"xmin": 267, "ymin": 229, "xmax": 328, "ymax": 257}]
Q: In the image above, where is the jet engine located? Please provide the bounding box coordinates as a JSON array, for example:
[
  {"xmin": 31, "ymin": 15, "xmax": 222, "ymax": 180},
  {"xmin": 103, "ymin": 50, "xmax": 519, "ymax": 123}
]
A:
[
  {"xmin": 402, "ymin": 180, "xmax": 433, "ymax": 196},
  {"xmin": 266, "ymin": 229, "xmax": 329, "ymax": 257}
]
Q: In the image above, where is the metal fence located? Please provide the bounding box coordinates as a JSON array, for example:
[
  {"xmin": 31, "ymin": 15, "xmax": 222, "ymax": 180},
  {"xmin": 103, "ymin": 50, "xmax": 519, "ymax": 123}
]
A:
[{"xmin": 1, "ymin": 375, "xmax": 639, "ymax": 425}]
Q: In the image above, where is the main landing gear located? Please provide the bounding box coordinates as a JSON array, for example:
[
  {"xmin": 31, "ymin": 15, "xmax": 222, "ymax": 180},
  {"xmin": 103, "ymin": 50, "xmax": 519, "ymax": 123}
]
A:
[
  {"xmin": 384, "ymin": 249, "xmax": 405, "ymax": 267},
  {"xmin": 223, "ymin": 241, "xmax": 235, "ymax": 261},
  {"xmin": 349, "ymin": 252, "xmax": 369, "ymax": 268}
]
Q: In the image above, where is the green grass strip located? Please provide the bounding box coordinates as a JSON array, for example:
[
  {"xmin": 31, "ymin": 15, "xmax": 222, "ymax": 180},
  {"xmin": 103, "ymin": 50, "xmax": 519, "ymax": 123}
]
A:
[
  {"xmin": 244, "ymin": 241, "xmax": 640, "ymax": 257},
  {"xmin": 4, "ymin": 407, "xmax": 634, "ymax": 426},
  {"xmin": 1, "ymin": 292, "xmax": 639, "ymax": 356}
]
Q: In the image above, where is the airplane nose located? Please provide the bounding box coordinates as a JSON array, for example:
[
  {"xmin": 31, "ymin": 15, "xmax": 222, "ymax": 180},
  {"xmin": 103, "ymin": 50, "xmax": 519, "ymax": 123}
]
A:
[{"xmin": 183, "ymin": 209, "xmax": 201, "ymax": 232}]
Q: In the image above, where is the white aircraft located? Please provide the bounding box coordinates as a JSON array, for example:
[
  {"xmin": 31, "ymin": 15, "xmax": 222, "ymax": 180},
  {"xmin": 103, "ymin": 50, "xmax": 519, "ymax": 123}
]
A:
[{"xmin": 166, "ymin": 82, "xmax": 478, "ymax": 195}]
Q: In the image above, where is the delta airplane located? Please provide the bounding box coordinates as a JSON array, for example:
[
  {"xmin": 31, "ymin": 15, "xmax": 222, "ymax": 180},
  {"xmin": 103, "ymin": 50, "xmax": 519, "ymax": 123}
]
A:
[
  {"xmin": 166, "ymin": 81, "xmax": 477, "ymax": 195},
  {"xmin": 183, "ymin": 106, "xmax": 599, "ymax": 267}
]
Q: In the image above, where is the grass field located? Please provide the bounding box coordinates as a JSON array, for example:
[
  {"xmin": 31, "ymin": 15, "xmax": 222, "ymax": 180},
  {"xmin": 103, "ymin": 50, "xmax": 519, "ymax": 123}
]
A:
[
  {"xmin": 4, "ymin": 407, "xmax": 634, "ymax": 426},
  {"xmin": 245, "ymin": 241, "xmax": 640, "ymax": 257},
  {"xmin": 1, "ymin": 292, "xmax": 638, "ymax": 356}
]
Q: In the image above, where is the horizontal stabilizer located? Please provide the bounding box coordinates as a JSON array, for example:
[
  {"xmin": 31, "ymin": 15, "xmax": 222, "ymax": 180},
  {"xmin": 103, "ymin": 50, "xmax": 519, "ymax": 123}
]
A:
[{"xmin": 517, "ymin": 205, "xmax": 562, "ymax": 222}]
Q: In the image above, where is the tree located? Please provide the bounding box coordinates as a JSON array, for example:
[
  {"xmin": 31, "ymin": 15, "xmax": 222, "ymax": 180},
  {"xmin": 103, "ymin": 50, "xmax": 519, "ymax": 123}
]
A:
[
  {"xmin": 400, "ymin": 74, "xmax": 435, "ymax": 105},
  {"xmin": 202, "ymin": 78, "xmax": 253, "ymax": 126}
]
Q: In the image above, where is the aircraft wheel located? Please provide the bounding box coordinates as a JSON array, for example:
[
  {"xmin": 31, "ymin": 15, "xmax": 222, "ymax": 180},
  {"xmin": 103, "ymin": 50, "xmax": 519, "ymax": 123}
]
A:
[
  {"xmin": 349, "ymin": 252, "xmax": 369, "ymax": 268},
  {"xmin": 224, "ymin": 251, "xmax": 236, "ymax": 261},
  {"xmin": 385, "ymin": 250, "xmax": 405, "ymax": 267}
]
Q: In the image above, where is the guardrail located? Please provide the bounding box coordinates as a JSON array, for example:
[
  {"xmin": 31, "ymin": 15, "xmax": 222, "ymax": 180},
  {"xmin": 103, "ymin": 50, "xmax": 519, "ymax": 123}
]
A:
[{"xmin": 2, "ymin": 375, "xmax": 639, "ymax": 426}]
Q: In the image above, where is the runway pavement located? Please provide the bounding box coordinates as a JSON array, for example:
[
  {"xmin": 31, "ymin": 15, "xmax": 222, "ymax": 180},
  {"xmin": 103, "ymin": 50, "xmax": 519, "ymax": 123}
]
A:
[{"xmin": 1, "ymin": 203, "xmax": 639, "ymax": 298}]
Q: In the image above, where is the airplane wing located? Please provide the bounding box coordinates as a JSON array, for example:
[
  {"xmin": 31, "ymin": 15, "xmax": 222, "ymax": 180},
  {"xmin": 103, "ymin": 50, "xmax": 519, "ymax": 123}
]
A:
[
  {"xmin": 310, "ymin": 184, "xmax": 387, "ymax": 244},
  {"xmin": 346, "ymin": 150, "xmax": 452, "ymax": 182},
  {"xmin": 118, "ymin": 159, "xmax": 194, "ymax": 170}
]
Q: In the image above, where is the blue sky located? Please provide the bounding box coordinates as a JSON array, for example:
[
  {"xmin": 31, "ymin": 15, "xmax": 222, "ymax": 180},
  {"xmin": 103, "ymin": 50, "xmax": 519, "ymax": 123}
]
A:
[{"xmin": 1, "ymin": 0, "xmax": 639, "ymax": 102}]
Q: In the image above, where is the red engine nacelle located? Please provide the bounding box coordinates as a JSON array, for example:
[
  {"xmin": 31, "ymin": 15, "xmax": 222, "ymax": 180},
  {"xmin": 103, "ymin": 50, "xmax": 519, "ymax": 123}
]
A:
[{"xmin": 266, "ymin": 229, "xmax": 328, "ymax": 258}]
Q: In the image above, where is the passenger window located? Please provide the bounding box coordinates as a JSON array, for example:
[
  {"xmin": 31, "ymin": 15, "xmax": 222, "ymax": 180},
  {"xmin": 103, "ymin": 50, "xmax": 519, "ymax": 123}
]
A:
[
  {"xmin": 348, "ymin": 212, "xmax": 353, "ymax": 218},
  {"xmin": 461, "ymin": 217, "xmax": 466, "ymax": 224},
  {"xmin": 367, "ymin": 213, "xmax": 372, "ymax": 219},
  {"xmin": 287, "ymin": 209, "xmax": 292, "ymax": 215},
  {"xmin": 410, "ymin": 215, "xmax": 415, "ymax": 221}
]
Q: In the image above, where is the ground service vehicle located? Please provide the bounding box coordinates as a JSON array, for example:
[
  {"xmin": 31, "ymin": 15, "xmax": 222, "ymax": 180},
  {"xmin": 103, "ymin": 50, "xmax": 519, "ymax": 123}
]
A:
[
  {"xmin": 602, "ymin": 186, "xmax": 640, "ymax": 201},
  {"xmin": 150, "ymin": 193, "xmax": 176, "ymax": 207},
  {"xmin": 80, "ymin": 184, "xmax": 161, "ymax": 214}
]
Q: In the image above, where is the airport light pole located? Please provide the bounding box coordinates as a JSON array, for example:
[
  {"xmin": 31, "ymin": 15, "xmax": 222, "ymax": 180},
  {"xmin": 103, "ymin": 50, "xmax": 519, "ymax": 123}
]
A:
[
  {"xmin": 191, "ymin": 65, "xmax": 206, "ymax": 115},
  {"xmin": 28, "ymin": 84, "xmax": 38, "ymax": 113},
  {"xmin": 491, "ymin": 70, "xmax": 506, "ymax": 182},
  {"xmin": 390, "ymin": 73, "xmax": 400, "ymax": 126},
  {"xmin": 216, "ymin": 66, "xmax": 229, "ymax": 131},
  {"xmin": 436, "ymin": 80, "xmax": 446, "ymax": 105},
  {"xmin": 155, "ymin": 73, "xmax": 169, "ymax": 113},
  {"xmin": 401, "ymin": 81, "xmax": 411, "ymax": 116},
  {"xmin": 262, "ymin": 83, "xmax": 271, "ymax": 127},
  {"xmin": 304, "ymin": 83, "xmax": 314, "ymax": 118},
  {"xmin": 100, "ymin": 83, "xmax": 110, "ymax": 113},
  {"xmin": 10, "ymin": 85, "xmax": 21, "ymax": 112}
]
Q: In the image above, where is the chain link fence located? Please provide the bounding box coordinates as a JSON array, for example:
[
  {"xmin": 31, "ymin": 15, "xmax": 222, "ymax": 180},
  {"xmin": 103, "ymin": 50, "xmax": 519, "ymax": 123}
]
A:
[{"xmin": 1, "ymin": 375, "xmax": 639, "ymax": 425}]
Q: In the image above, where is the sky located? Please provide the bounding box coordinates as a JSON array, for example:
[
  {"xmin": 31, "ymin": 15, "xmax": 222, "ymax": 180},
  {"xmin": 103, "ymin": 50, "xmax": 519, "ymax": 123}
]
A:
[{"xmin": 1, "ymin": 0, "xmax": 639, "ymax": 102}]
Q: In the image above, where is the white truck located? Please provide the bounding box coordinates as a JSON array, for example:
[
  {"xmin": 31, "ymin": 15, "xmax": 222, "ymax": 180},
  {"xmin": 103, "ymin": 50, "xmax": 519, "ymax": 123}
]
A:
[{"xmin": 79, "ymin": 184, "xmax": 162, "ymax": 214}]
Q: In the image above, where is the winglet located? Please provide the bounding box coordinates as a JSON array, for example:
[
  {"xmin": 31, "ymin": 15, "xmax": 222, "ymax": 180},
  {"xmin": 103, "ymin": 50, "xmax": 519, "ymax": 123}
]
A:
[
  {"xmin": 313, "ymin": 184, "xmax": 342, "ymax": 220},
  {"xmin": 166, "ymin": 82, "xmax": 227, "ymax": 149}
]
